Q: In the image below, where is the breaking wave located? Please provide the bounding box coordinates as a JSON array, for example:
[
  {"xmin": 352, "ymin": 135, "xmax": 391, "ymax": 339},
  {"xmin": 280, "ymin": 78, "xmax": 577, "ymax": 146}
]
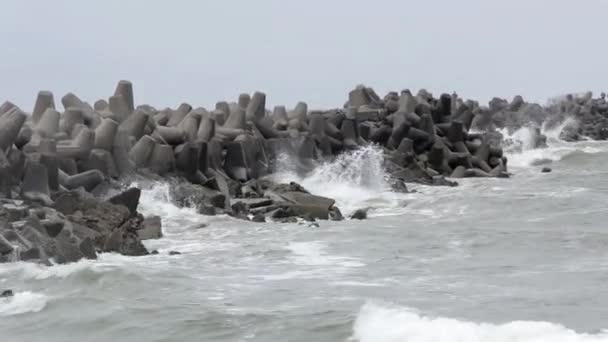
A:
[
  {"xmin": 500, "ymin": 117, "xmax": 608, "ymax": 168},
  {"xmin": 271, "ymin": 145, "xmax": 411, "ymax": 216},
  {"xmin": 0, "ymin": 291, "xmax": 48, "ymax": 317},
  {"xmin": 352, "ymin": 302, "xmax": 608, "ymax": 342}
]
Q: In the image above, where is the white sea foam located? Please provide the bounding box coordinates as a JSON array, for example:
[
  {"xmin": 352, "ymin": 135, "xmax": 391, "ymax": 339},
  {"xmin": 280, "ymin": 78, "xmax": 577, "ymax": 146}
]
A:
[
  {"xmin": 500, "ymin": 118, "xmax": 608, "ymax": 168},
  {"xmin": 353, "ymin": 302, "xmax": 608, "ymax": 342},
  {"xmin": 272, "ymin": 145, "xmax": 410, "ymax": 216},
  {"xmin": 286, "ymin": 241, "xmax": 364, "ymax": 268},
  {"xmin": 130, "ymin": 181, "xmax": 199, "ymax": 220},
  {"xmin": 0, "ymin": 291, "xmax": 48, "ymax": 316}
]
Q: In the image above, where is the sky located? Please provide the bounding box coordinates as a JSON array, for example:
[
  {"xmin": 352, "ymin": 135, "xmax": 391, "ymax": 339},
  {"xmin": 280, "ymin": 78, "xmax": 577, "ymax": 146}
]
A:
[{"xmin": 1, "ymin": 0, "xmax": 607, "ymax": 111}]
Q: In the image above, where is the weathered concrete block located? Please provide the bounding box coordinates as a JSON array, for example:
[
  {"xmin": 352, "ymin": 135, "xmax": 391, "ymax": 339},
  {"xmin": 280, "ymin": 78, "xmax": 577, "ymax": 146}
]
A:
[
  {"xmin": 289, "ymin": 102, "xmax": 308, "ymax": 122},
  {"xmin": 86, "ymin": 149, "xmax": 119, "ymax": 178},
  {"xmin": 447, "ymin": 121, "xmax": 465, "ymax": 143},
  {"xmin": 153, "ymin": 126, "xmax": 186, "ymax": 145},
  {"xmin": 94, "ymin": 118, "xmax": 119, "ymax": 151},
  {"xmin": 0, "ymin": 108, "xmax": 27, "ymax": 151},
  {"xmin": 246, "ymin": 91, "xmax": 266, "ymax": 122},
  {"xmin": 224, "ymin": 141, "xmax": 249, "ymax": 181},
  {"xmin": 224, "ymin": 106, "xmax": 247, "ymax": 130},
  {"xmin": 175, "ymin": 142, "xmax": 199, "ymax": 175},
  {"xmin": 112, "ymin": 130, "xmax": 135, "ymax": 175},
  {"xmin": 119, "ymin": 109, "xmax": 148, "ymax": 140},
  {"xmin": 129, "ymin": 135, "xmax": 156, "ymax": 168},
  {"xmin": 0, "ymin": 101, "xmax": 17, "ymax": 116},
  {"xmin": 197, "ymin": 114, "xmax": 216, "ymax": 142},
  {"xmin": 61, "ymin": 107, "xmax": 85, "ymax": 135},
  {"xmin": 58, "ymin": 169, "xmax": 104, "ymax": 191},
  {"xmin": 114, "ymin": 80, "xmax": 134, "ymax": 114},
  {"xmin": 56, "ymin": 127, "xmax": 95, "ymax": 159},
  {"xmin": 32, "ymin": 91, "xmax": 56, "ymax": 124},
  {"xmin": 108, "ymin": 95, "xmax": 130, "ymax": 122},
  {"xmin": 34, "ymin": 108, "xmax": 60, "ymax": 138},
  {"xmin": 178, "ymin": 110, "xmax": 201, "ymax": 142},
  {"xmin": 62, "ymin": 92, "xmax": 99, "ymax": 128},
  {"xmin": 38, "ymin": 139, "xmax": 59, "ymax": 191},
  {"xmin": 238, "ymin": 93, "xmax": 251, "ymax": 109},
  {"xmin": 94, "ymin": 99, "xmax": 109, "ymax": 111},
  {"xmin": 349, "ymin": 86, "xmax": 371, "ymax": 108},
  {"xmin": 21, "ymin": 160, "xmax": 52, "ymax": 205},
  {"xmin": 166, "ymin": 103, "xmax": 192, "ymax": 127},
  {"xmin": 148, "ymin": 144, "xmax": 175, "ymax": 176}
]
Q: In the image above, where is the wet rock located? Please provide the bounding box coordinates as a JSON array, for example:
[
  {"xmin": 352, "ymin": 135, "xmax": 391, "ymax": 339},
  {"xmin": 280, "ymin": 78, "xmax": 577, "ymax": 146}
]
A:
[
  {"xmin": 1, "ymin": 289, "xmax": 13, "ymax": 298},
  {"xmin": 79, "ymin": 237, "xmax": 97, "ymax": 260},
  {"xmin": 170, "ymin": 182, "xmax": 227, "ymax": 210},
  {"xmin": 137, "ymin": 216, "xmax": 163, "ymax": 240},
  {"xmin": 251, "ymin": 214, "xmax": 266, "ymax": 223},
  {"xmin": 0, "ymin": 234, "xmax": 14, "ymax": 254},
  {"xmin": 351, "ymin": 208, "xmax": 368, "ymax": 220},
  {"xmin": 541, "ymin": 167, "xmax": 552, "ymax": 173},
  {"xmin": 169, "ymin": 251, "xmax": 181, "ymax": 255},
  {"xmin": 325, "ymin": 205, "xmax": 343, "ymax": 221},
  {"xmin": 108, "ymin": 187, "xmax": 141, "ymax": 217}
]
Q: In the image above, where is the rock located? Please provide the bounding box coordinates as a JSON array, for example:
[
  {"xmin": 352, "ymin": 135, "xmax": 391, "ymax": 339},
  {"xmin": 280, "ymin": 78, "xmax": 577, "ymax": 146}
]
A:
[
  {"xmin": 103, "ymin": 230, "xmax": 123, "ymax": 253},
  {"xmin": 0, "ymin": 234, "xmax": 14, "ymax": 254},
  {"xmin": 54, "ymin": 229, "xmax": 85, "ymax": 264},
  {"xmin": 251, "ymin": 214, "xmax": 266, "ymax": 223},
  {"xmin": 150, "ymin": 250, "xmax": 159, "ymax": 255},
  {"xmin": 274, "ymin": 191, "xmax": 336, "ymax": 220},
  {"xmin": 351, "ymin": 208, "xmax": 368, "ymax": 220},
  {"xmin": 108, "ymin": 187, "xmax": 141, "ymax": 217},
  {"xmin": 21, "ymin": 160, "xmax": 53, "ymax": 206},
  {"xmin": 329, "ymin": 207, "xmax": 344, "ymax": 221},
  {"xmin": 42, "ymin": 219, "xmax": 64, "ymax": 238},
  {"xmin": 1, "ymin": 289, "xmax": 14, "ymax": 298},
  {"xmin": 137, "ymin": 216, "xmax": 162, "ymax": 240},
  {"xmin": 541, "ymin": 167, "xmax": 552, "ymax": 173},
  {"xmin": 169, "ymin": 251, "xmax": 181, "ymax": 255},
  {"xmin": 79, "ymin": 237, "xmax": 97, "ymax": 260},
  {"xmin": 170, "ymin": 182, "xmax": 227, "ymax": 209}
]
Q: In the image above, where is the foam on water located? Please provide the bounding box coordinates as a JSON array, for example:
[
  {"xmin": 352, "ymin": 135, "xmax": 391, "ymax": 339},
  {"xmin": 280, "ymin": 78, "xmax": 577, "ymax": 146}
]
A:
[
  {"xmin": 272, "ymin": 145, "xmax": 410, "ymax": 215},
  {"xmin": 500, "ymin": 118, "xmax": 608, "ymax": 168},
  {"xmin": 352, "ymin": 302, "xmax": 608, "ymax": 342},
  {"xmin": 130, "ymin": 181, "xmax": 199, "ymax": 220},
  {"xmin": 286, "ymin": 241, "xmax": 364, "ymax": 268},
  {"xmin": 0, "ymin": 291, "xmax": 48, "ymax": 316}
]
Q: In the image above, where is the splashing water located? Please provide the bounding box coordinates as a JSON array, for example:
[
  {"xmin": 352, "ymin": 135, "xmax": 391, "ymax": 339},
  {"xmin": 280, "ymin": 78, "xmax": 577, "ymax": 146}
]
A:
[
  {"xmin": 497, "ymin": 117, "xmax": 608, "ymax": 168},
  {"xmin": 352, "ymin": 302, "xmax": 608, "ymax": 342},
  {"xmin": 271, "ymin": 145, "xmax": 409, "ymax": 215},
  {"xmin": 0, "ymin": 291, "xmax": 48, "ymax": 317}
]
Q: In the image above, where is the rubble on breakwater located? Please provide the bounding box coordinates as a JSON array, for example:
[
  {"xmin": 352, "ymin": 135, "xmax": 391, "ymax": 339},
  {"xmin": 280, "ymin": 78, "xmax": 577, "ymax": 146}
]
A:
[{"xmin": 1, "ymin": 81, "xmax": 521, "ymax": 264}]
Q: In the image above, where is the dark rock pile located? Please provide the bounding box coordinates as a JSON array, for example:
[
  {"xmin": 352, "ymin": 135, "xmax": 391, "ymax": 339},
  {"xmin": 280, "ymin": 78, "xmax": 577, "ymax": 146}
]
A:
[
  {"xmin": 0, "ymin": 187, "xmax": 161, "ymax": 264},
  {"xmin": 470, "ymin": 92, "xmax": 608, "ymax": 142},
  {"xmin": 1, "ymin": 81, "xmax": 513, "ymax": 263}
]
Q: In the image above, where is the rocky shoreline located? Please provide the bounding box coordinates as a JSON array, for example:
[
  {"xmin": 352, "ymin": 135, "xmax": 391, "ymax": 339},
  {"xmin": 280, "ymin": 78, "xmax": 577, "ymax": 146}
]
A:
[
  {"xmin": 471, "ymin": 92, "xmax": 608, "ymax": 142},
  {"xmin": 1, "ymin": 81, "xmax": 592, "ymax": 266}
]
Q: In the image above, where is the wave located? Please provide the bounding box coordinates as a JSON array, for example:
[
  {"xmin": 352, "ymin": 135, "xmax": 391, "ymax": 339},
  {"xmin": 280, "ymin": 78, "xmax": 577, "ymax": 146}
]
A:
[
  {"xmin": 352, "ymin": 302, "xmax": 608, "ymax": 342},
  {"xmin": 286, "ymin": 241, "xmax": 364, "ymax": 268},
  {"xmin": 0, "ymin": 291, "xmax": 48, "ymax": 316},
  {"xmin": 499, "ymin": 118, "xmax": 608, "ymax": 168},
  {"xmin": 271, "ymin": 145, "xmax": 411, "ymax": 216}
]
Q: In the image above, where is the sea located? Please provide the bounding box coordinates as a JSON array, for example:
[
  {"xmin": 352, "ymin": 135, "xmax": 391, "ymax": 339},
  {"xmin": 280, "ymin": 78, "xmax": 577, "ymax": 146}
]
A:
[{"xmin": 2, "ymin": 121, "xmax": 608, "ymax": 342}]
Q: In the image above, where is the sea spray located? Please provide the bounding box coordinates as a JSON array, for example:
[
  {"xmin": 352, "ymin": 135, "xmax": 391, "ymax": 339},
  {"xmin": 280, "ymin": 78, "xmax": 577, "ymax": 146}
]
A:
[
  {"xmin": 271, "ymin": 145, "xmax": 409, "ymax": 215},
  {"xmin": 498, "ymin": 116, "xmax": 608, "ymax": 168},
  {"xmin": 0, "ymin": 291, "xmax": 48, "ymax": 316}
]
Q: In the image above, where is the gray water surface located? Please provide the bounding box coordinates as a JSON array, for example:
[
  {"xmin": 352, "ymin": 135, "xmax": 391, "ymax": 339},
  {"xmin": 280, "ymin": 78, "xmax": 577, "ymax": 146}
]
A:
[{"xmin": 2, "ymin": 142, "xmax": 608, "ymax": 342}]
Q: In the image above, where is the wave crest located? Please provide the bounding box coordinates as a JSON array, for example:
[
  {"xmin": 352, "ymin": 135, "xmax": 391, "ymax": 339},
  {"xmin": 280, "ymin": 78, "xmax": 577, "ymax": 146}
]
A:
[{"xmin": 353, "ymin": 302, "xmax": 608, "ymax": 342}]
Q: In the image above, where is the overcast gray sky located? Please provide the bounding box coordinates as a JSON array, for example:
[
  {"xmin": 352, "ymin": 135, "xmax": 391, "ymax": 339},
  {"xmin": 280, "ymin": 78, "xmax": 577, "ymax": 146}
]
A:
[{"xmin": 1, "ymin": 0, "xmax": 607, "ymax": 111}]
